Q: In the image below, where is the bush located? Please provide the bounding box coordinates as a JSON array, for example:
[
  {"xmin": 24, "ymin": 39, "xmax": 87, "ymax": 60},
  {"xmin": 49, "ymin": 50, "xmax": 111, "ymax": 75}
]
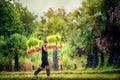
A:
[
  {"xmin": 19, "ymin": 57, "xmax": 33, "ymax": 71},
  {"xmin": 63, "ymin": 55, "xmax": 74, "ymax": 70},
  {"xmin": 0, "ymin": 53, "xmax": 13, "ymax": 71}
]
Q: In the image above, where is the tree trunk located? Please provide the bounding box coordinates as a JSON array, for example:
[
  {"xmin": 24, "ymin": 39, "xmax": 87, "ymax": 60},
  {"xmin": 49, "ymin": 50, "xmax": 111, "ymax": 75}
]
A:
[
  {"xmin": 53, "ymin": 50, "xmax": 59, "ymax": 70},
  {"xmin": 116, "ymin": 47, "xmax": 120, "ymax": 67},
  {"xmin": 108, "ymin": 52, "xmax": 113, "ymax": 66},
  {"xmin": 14, "ymin": 53, "xmax": 19, "ymax": 71},
  {"xmin": 113, "ymin": 47, "xmax": 120, "ymax": 67},
  {"xmin": 0, "ymin": 64, "xmax": 2, "ymax": 71},
  {"xmin": 93, "ymin": 46, "xmax": 99, "ymax": 68},
  {"xmin": 117, "ymin": 54, "xmax": 120, "ymax": 67},
  {"xmin": 86, "ymin": 54, "xmax": 93, "ymax": 68},
  {"xmin": 86, "ymin": 54, "xmax": 89, "ymax": 67},
  {"xmin": 8, "ymin": 57, "xmax": 12, "ymax": 71},
  {"xmin": 100, "ymin": 52, "xmax": 104, "ymax": 67}
]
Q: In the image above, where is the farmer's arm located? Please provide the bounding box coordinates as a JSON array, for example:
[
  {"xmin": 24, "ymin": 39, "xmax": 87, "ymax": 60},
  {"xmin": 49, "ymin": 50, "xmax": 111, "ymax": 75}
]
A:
[{"xmin": 43, "ymin": 45, "xmax": 47, "ymax": 52}]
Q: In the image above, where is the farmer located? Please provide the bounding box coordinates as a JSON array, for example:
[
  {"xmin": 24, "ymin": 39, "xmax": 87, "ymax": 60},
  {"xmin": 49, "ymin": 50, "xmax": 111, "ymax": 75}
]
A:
[{"xmin": 34, "ymin": 41, "xmax": 50, "ymax": 76}]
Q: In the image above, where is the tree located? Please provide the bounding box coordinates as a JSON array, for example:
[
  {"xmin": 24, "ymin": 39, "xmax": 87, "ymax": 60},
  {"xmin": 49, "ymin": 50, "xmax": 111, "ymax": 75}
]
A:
[
  {"xmin": 47, "ymin": 34, "xmax": 62, "ymax": 70},
  {"xmin": 74, "ymin": 27, "xmax": 97, "ymax": 67},
  {"xmin": 0, "ymin": 0, "xmax": 22, "ymax": 37},
  {"xmin": 37, "ymin": 7, "xmax": 69, "ymax": 41},
  {"xmin": 15, "ymin": 2, "xmax": 38, "ymax": 37},
  {"xmin": 97, "ymin": 0, "xmax": 120, "ymax": 67},
  {"xmin": 75, "ymin": 0, "xmax": 120, "ymax": 68},
  {"xmin": 8, "ymin": 33, "xmax": 27, "ymax": 71},
  {"xmin": 0, "ymin": 0, "xmax": 39, "ymax": 71},
  {"xmin": 0, "ymin": 0, "xmax": 25, "ymax": 71},
  {"xmin": 71, "ymin": 0, "xmax": 102, "ymax": 68}
]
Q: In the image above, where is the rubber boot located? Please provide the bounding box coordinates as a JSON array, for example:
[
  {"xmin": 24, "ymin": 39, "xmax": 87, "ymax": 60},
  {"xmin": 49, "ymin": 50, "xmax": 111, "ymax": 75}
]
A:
[
  {"xmin": 34, "ymin": 68, "xmax": 41, "ymax": 76},
  {"xmin": 46, "ymin": 69, "xmax": 50, "ymax": 76}
]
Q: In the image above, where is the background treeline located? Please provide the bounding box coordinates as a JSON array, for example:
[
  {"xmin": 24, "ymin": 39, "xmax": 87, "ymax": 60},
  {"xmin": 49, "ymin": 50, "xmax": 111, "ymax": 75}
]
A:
[{"xmin": 0, "ymin": 0, "xmax": 120, "ymax": 71}]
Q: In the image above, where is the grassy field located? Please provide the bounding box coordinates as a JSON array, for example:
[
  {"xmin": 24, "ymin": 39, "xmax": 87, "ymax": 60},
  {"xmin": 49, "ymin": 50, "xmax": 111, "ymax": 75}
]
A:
[{"xmin": 0, "ymin": 70, "xmax": 120, "ymax": 80}]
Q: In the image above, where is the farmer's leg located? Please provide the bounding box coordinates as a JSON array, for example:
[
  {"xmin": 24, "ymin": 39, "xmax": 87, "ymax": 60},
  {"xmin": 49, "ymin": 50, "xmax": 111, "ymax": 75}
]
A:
[
  {"xmin": 46, "ymin": 65, "xmax": 50, "ymax": 76},
  {"xmin": 34, "ymin": 63, "xmax": 45, "ymax": 76},
  {"xmin": 34, "ymin": 67, "xmax": 44, "ymax": 76}
]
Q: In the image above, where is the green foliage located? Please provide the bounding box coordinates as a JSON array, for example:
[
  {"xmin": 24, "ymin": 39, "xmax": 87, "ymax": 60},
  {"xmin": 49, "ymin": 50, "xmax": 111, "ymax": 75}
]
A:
[
  {"xmin": 0, "ymin": 33, "xmax": 27, "ymax": 64},
  {"xmin": 76, "ymin": 55, "xmax": 87, "ymax": 69},
  {"xmin": 77, "ymin": 28, "xmax": 95, "ymax": 53},
  {"xmin": 26, "ymin": 37, "xmax": 43, "ymax": 49},
  {"xmin": 14, "ymin": 2, "xmax": 37, "ymax": 37},
  {"xmin": 0, "ymin": 53, "xmax": 9, "ymax": 65},
  {"xmin": 63, "ymin": 55, "xmax": 74, "ymax": 70},
  {"xmin": 47, "ymin": 34, "xmax": 61, "ymax": 44},
  {"xmin": 72, "ymin": 0, "xmax": 102, "ymax": 53},
  {"xmin": 59, "ymin": 44, "xmax": 75, "ymax": 58},
  {"xmin": 10, "ymin": 33, "xmax": 27, "ymax": 52},
  {"xmin": 28, "ymin": 52, "xmax": 42, "ymax": 68},
  {"xmin": 1, "ymin": 33, "xmax": 27, "ymax": 62},
  {"xmin": 0, "ymin": 36, "xmax": 5, "ymax": 51},
  {"xmin": 0, "ymin": 0, "xmax": 22, "ymax": 37},
  {"xmin": 55, "ymin": 34, "xmax": 61, "ymax": 42},
  {"xmin": 37, "ymin": 8, "xmax": 67, "ymax": 40}
]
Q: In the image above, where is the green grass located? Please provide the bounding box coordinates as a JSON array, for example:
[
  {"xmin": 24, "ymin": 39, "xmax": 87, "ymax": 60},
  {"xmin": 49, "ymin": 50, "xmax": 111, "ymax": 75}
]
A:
[
  {"xmin": 0, "ymin": 70, "xmax": 120, "ymax": 80},
  {"xmin": 0, "ymin": 73, "xmax": 120, "ymax": 80}
]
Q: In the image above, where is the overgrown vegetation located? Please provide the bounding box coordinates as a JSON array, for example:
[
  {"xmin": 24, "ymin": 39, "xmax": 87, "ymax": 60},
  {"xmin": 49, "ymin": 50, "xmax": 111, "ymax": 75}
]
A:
[{"xmin": 0, "ymin": 0, "xmax": 120, "ymax": 79}]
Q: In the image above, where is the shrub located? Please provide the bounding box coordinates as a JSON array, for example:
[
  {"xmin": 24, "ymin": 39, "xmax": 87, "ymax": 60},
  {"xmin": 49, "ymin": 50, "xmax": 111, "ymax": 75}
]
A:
[{"xmin": 19, "ymin": 57, "xmax": 33, "ymax": 71}]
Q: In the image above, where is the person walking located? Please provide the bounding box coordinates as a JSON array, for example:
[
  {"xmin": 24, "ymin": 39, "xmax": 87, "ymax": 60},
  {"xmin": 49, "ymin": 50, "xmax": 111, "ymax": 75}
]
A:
[{"xmin": 34, "ymin": 41, "xmax": 50, "ymax": 76}]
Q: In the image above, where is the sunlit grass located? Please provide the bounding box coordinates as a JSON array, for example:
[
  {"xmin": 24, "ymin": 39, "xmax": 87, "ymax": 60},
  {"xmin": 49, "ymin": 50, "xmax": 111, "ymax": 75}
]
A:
[
  {"xmin": 0, "ymin": 70, "xmax": 120, "ymax": 80},
  {"xmin": 0, "ymin": 73, "xmax": 120, "ymax": 80}
]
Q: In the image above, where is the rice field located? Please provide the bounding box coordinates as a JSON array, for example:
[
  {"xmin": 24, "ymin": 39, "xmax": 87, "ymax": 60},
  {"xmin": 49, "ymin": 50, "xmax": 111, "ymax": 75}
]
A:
[{"xmin": 0, "ymin": 70, "xmax": 120, "ymax": 80}]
